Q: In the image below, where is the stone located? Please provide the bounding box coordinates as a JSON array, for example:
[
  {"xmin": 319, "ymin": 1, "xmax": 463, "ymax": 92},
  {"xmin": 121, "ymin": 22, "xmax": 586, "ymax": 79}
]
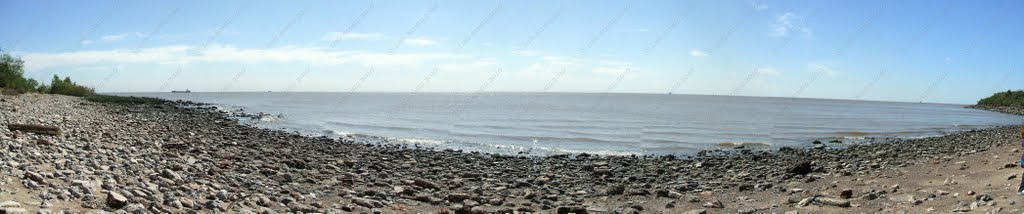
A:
[
  {"xmin": 839, "ymin": 189, "xmax": 853, "ymax": 199},
  {"xmin": 160, "ymin": 169, "xmax": 181, "ymax": 181},
  {"xmin": 1, "ymin": 208, "xmax": 27, "ymax": 214},
  {"xmin": 737, "ymin": 208, "xmax": 757, "ymax": 214},
  {"xmin": 787, "ymin": 161, "xmax": 813, "ymax": 175},
  {"xmin": 605, "ymin": 184, "xmax": 625, "ymax": 195},
  {"xmin": 556, "ymin": 206, "xmax": 588, "ymax": 214},
  {"xmin": 814, "ymin": 197, "xmax": 850, "ymax": 207},
  {"xmin": 24, "ymin": 172, "xmax": 47, "ymax": 185},
  {"xmin": 702, "ymin": 200, "xmax": 723, "ymax": 208},
  {"xmin": 106, "ymin": 191, "xmax": 129, "ymax": 209},
  {"xmin": 447, "ymin": 193, "xmax": 473, "ymax": 202},
  {"xmin": 411, "ymin": 178, "xmax": 439, "ymax": 189},
  {"xmin": 683, "ymin": 209, "xmax": 707, "ymax": 214},
  {"xmin": 352, "ymin": 197, "xmax": 383, "ymax": 208}
]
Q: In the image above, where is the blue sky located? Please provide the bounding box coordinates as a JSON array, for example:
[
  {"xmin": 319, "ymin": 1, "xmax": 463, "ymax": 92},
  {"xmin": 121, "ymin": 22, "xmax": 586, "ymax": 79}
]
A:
[{"xmin": 0, "ymin": 0, "xmax": 1020, "ymax": 104}]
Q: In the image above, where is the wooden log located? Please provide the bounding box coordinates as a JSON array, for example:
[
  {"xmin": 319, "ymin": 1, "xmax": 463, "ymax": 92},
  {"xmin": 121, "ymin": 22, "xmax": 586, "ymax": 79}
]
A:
[{"xmin": 7, "ymin": 124, "xmax": 61, "ymax": 136}]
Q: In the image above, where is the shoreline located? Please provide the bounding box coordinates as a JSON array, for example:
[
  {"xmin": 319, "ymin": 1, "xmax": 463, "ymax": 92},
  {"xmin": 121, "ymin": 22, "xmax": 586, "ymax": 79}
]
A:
[{"xmin": 2, "ymin": 94, "xmax": 1022, "ymax": 213}]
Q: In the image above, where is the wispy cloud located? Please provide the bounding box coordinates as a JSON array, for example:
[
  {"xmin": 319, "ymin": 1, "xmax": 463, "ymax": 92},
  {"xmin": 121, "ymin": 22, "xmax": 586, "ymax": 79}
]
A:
[
  {"xmin": 403, "ymin": 38, "xmax": 437, "ymax": 46},
  {"xmin": 689, "ymin": 49, "xmax": 708, "ymax": 57},
  {"xmin": 20, "ymin": 44, "xmax": 469, "ymax": 71},
  {"xmin": 807, "ymin": 62, "xmax": 840, "ymax": 76},
  {"xmin": 438, "ymin": 58, "xmax": 498, "ymax": 72},
  {"xmin": 319, "ymin": 32, "xmax": 384, "ymax": 41},
  {"xmin": 751, "ymin": 0, "xmax": 768, "ymax": 11},
  {"xmin": 80, "ymin": 32, "xmax": 145, "ymax": 45},
  {"xmin": 770, "ymin": 12, "xmax": 811, "ymax": 37},
  {"xmin": 754, "ymin": 67, "xmax": 780, "ymax": 76}
]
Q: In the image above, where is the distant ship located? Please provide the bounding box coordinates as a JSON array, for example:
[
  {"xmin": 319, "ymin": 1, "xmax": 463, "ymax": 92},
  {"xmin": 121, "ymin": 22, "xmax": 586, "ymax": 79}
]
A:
[{"xmin": 171, "ymin": 89, "xmax": 191, "ymax": 93}]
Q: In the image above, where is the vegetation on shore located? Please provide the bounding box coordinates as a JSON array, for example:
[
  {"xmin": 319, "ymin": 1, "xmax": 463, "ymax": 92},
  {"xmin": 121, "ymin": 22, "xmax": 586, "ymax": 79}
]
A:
[
  {"xmin": 84, "ymin": 94, "xmax": 167, "ymax": 105},
  {"xmin": 1, "ymin": 48, "xmax": 95, "ymax": 96},
  {"xmin": 977, "ymin": 90, "xmax": 1024, "ymax": 106}
]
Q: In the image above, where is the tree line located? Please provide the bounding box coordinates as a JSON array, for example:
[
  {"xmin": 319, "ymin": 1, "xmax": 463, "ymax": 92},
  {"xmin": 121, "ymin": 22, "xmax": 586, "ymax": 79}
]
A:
[
  {"xmin": 978, "ymin": 90, "xmax": 1024, "ymax": 106},
  {"xmin": 1, "ymin": 48, "xmax": 95, "ymax": 96}
]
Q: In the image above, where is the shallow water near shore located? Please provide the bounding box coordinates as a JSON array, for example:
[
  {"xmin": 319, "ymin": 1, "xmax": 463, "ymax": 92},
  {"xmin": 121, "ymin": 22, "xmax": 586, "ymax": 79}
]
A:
[{"xmin": 118, "ymin": 92, "xmax": 1023, "ymax": 156}]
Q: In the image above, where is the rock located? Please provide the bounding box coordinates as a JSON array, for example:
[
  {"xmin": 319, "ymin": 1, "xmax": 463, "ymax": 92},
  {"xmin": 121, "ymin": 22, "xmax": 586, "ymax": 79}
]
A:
[
  {"xmin": 411, "ymin": 178, "xmax": 440, "ymax": 189},
  {"xmin": 556, "ymin": 206, "xmax": 588, "ymax": 214},
  {"xmin": 106, "ymin": 191, "xmax": 128, "ymax": 209},
  {"xmin": 352, "ymin": 197, "xmax": 383, "ymax": 208},
  {"xmin": 605, "ymin": 184, "xmax": 625, "ymax": 195},
  {"xmin": 665, "ymin": 200, "xmax": 676, "ymax": 208},
  {"xmin": 0, "ymin": 201, "xmax": 21, "ymax": 208},
  {"xmin": 683, "ymin": 209, "xmax": 707, "ymax": 214},
  {"xmin": 702, "ymin": 200, "xmax": 723, "ymax": 208},
  {"xmin": 813, "ymin": 144, "xmax": 826, "ymax": 149},
  {"xmin": 814, "ymin": 197, "xmax": 850, "ymax": 207},
  {"xmin": 786, "ymin": 161, "xmax": 813, "ymax": 175},
  {"xmin": 840, "ymin": 189, "xmax": 853, "ymax": 199},
  {"xmin": 950, "ymin": 201, "xmax": 973, "ymax": 212},
  {"xmin": 447, "ymin": 193, "xmax": 473, "ymax": 202},
  {"xmin": 737, "ymin": 208, "xmax": 757, "ymax": 214},
  {"xmin": 24, "ymin": 172, "xmax": 47, "ymax": 185},
  {"xmin": 488, "ymin": 198, "xmax": 503, "ymax": 206},
  {"xmin": 160, "ymin": 169, "xmax": 181, "ymax": 181},
  {"xmin": 1, "ymin": 208, "xmax": 27, "ymax": 214},
  {"xmin": 812, "ymin": 140, "xmax": 822, "ymax": 144},
  {"xmin": 1009, "ymin": 174, "xmax": 1017, "ymax": 180}
]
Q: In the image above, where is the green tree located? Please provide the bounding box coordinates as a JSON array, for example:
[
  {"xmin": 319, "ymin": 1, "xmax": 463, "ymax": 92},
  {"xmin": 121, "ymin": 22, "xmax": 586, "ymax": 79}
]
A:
[
  {"xmin": 0, "ymin": 48, "xmax": 39, "ymax": 93},
  {"xmin": 978, "ymin": 90, "xmax": 1024, "ymax": 106},
  {"xmin": 48, "ymin": 74, "xmax": 95, "ymax": 96}
]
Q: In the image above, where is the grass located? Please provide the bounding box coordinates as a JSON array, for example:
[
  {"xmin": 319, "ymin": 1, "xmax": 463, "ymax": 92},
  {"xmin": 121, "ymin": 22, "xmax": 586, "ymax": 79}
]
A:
[{"xmin": 84, "ymin": 94, "xmax": 168, "ymax": 105}]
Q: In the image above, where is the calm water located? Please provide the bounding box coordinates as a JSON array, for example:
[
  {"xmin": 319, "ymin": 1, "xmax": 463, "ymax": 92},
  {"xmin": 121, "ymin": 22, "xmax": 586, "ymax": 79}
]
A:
[{"xmin": 119, "ymin": 92, "xmax": 1023, "ymax": 156}]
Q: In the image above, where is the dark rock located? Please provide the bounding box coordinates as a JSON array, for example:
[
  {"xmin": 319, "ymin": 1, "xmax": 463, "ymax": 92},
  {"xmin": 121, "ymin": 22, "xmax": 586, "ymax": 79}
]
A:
[
  {"xmin": 787, "ymin": 161, "xmax": 813, "ymax": 175},
  {"xmin": 556, "ymin": 206, "xmax": 587, "ymax": 214},
  {"xmin": 605, "ymin": 184, "xmax": 625, "ymax": 195},
  {"xmin": 412, "ymin": 178, "xmax": 440, "ymax": 189},
  {"xmin": 840, "ymin": 189, "xmax": 853, "ymax": 199}
]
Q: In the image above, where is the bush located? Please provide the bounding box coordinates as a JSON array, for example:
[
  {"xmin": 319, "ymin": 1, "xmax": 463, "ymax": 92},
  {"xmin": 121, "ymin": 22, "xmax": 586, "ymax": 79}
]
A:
[
  {"xmin": 48, "ymin": 75, "xmax": 95, "ymax": 97},
  {"xmin": 978, "ymin": 90, "xmax": 1024, "ymax": 106}
]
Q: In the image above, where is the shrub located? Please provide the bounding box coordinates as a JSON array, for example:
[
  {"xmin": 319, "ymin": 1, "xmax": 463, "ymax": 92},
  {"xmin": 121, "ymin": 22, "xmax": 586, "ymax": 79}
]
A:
[{"xmin": 48, "ymin": 75, "xmax": 95, "ymax": 97}]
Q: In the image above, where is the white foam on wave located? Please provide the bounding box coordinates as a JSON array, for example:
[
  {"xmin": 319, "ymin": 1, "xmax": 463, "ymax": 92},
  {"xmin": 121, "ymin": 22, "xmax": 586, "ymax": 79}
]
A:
[{"xmin": 384, "ymin": 137, "xmax": 446, "ymax": 145}]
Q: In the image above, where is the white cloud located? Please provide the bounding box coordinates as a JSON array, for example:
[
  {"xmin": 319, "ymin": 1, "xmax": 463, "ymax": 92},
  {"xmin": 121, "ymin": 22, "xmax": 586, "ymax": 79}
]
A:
[
  {"xmin": 438, "ymin": 58, "xmax": 497, "ymax": 72},
  {"xmin": 689, "ymin": 50, "xmax": 708, "ymax": 57},
  {"xmin": 754, "ymin": 67, "xmax": 780, "ymax": 76},
  {"xmin": 74, "ymin": 65, "xmax": 125, "ymax": 72},
  {"xmin": 320, "ymin": 32, "xmax": 384, "ymax": 41},
  {"xmin": 513, "ymin": 49, "xmax": 539, "ymax": 56},
  {"xmin": 591, "ymin": 66, "xmax": 627, "ymax": 76},
  {"xmin": 752, "ymin": 1, "xmax": 769, "ymax": 11},
  {"xmin": 20, "ymin": 44, "xmax": 467, "ymax": 71},
  {"xmin": 807, "ymin": 62, "xmax": 840, "ymax": 76},
  {"xmin": 771, "ymin": 12, "xmax": 811, "ymax": 37},
  {"xmin": 80, "ymin": 32, "xmax": 144, "ymax": 45},
  {"xmin": 403, "ymin": 38, "xmax": 437, "ymax": 46},
  {"xmin": 519, "ymin": 63, "xmax": 550, "ymax": 77}
]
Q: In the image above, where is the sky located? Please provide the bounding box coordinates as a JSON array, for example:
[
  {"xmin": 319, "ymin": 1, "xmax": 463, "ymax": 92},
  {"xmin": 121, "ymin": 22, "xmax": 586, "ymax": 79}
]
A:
[{"xmin": 0, "ymin": 0, "xmax": 1021, "ymax": 104}]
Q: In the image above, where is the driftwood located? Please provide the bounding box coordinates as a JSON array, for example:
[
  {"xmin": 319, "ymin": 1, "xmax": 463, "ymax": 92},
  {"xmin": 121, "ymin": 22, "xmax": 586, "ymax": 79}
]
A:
[{"xmin": 7, "ymin": 124, "xmax": 61, "ymax": 136}]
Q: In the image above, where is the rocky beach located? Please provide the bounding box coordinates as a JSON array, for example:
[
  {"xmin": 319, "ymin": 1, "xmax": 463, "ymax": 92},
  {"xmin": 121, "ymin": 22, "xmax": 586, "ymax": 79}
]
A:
[{"xmin": 2, "ymin": 93, "xmax": 1024, "ymax": 214}]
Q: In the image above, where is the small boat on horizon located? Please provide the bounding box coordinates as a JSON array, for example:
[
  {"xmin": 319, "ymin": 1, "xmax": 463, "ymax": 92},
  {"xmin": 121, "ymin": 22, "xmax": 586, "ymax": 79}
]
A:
[{"xmin": 171, "ymin": 89, "xmax": 191, "ymax": 93}]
